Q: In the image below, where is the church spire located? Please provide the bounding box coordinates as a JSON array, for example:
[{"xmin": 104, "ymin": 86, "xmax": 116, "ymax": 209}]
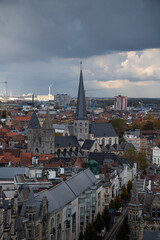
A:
[
  {"xmin": 42, "ymin": 108, "xmax": 54, "ymax": 130},
  {"xmin": 75, "ymin": 62, "xmax": 87, "ymax": 120}
]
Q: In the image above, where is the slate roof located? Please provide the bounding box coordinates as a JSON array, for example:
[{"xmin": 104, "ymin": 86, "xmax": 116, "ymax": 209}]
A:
[
  {"xmin": 143, "ymin": 230, "xmax": 160, "ymax": 240},
  {"xmin": 68, "ymin": 125, "xmax": 74, "ymax": 135},
  {"xmin": 55, "ymin": 136, "xmax": 79, "ymax": 148},
  {"xmin": 28, "ymin": 111, "xmax": 41, "ymax": 129},
  {"xmin": 105, "ymin": 144, "xmax": 115, "ymax": 151},
  {"xmin": 89, "ymin": 152, "xmax": 121, "ymax": 165},
  {"xmin": 90, "ymin": 123, "xmax": 117, "ymax": 137},
  {"xmin": 42, "ymin": 108, "xmax": 53, "ymax": 130},
  {"xmin": 75, "ymin": 65, "xmax": 87, "ymax": 120},
  {"xmin": 26, "ymin": 188, "xmax": 36, "ymax": 207},
  {"xmin": 0, "ymin": 167, "xmax": 26, "ymax": 179},
  {"xmin": 55, "ymin": 151, "xmax": 87, "ymax": 159},
  {"xmin": 81, "ymin": 140, "xmax": 95, "ymax": 150},
  {"xmin": 66, "ymin": 169, "xmax": 97, "ymax": 196},
  {"xmin": 120, "ymin": 142, "xmax": 135, "ymax": 150},
  {"xmin": 34, "ymin": 169, "xmax": 97, "ymax": 214}
]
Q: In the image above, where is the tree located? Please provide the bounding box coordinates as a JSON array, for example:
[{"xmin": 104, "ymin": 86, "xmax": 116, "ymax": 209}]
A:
[
  {"xmin": 84, "ymin": 223, "xmax": 97, "ymax": 240},
  {"xmin": 114, "ymin": 196, "xmax": 121, "ymax": 210},
  {"xmin": 131, "ymin": 120, "xmax": 142, "ymax": 130},
  {"xmin": 116, "ymin": 215, "xmax": 130, "ymax": 240},
  {"xmin": 78, "ymin": 231, "xmax": 84, "ymax": 240},
  {"xmin": 102, "ymin": 207, "xmax": 110, "ymax": 227},
  {"xmin": 120, "ymin": 149, "xmax": 138, "ymax": 163},
  {"xmin": 121, "ymin": 185, "xmax": 129, "ymax": 202},
  {"xmin": 111, "ymin": 119, "xmax": 128, "ymax": 138},
  {"xmin": 94, "ymin": 213, "xmax": 104, "ymax": 233},
  {"xmin": 109, "ymin": 199, "xmax": 115, "ymax": 210},
  {"xmin": 54, "ymin": 132, "xmax": 63, "ymax": 136},
  {"xmin": 137, "ymin": 152, "xmax": 148, "ymax": 170},
  {"xmin": 127, "ymin": 180, "xmax": 132, "ymax": 197},
  {"xmin": 142, "ymin": 121, "xmax": 154, "ymax": 130}
]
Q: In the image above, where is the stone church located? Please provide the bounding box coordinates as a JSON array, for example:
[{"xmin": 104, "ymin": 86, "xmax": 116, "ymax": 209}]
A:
[
  {"xmin": 27, "ymin": 108, "xmax": 55, "ymax": 154},
  {"xmin": 27, "ymin": 62, "xmax": 118, "ymax": 154}
]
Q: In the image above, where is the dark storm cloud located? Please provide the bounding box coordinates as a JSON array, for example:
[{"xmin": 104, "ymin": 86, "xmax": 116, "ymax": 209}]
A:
[{"xmin": 0, "ymin": 0, "xmax": 160, "ymax": 63}]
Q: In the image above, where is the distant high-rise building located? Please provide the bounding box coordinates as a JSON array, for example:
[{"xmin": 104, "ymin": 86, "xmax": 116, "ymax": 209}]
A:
[
  {"xmin": 114, "ymin": 95, "xmax": 127, "ymax": 111},
  {"xmin": 54, "ymin": 94, "xmax": 71, "ymax": 107}
]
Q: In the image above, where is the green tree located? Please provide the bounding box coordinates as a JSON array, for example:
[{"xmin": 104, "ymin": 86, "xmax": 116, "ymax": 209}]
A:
[
  {"xmin": 78, "ymin": 231, "xmax": 84, "ymax": 240},
  {"xmin": 109, "ymin": 199, "xmax": 115, "ymax": 210},
  {"xmin": 121, "ymin": 185, "xmax": 129, "ymax": 201},
  {"xmin": 120, "ymin": 149, "xmax": 138, "ymax": 163},
  {"xmin": 94, "ymin": 213, "xmax": 104, "ymax": 232},
  {"xmin": 137, "ymin": 152, "xmax": 148, "ymax": 170},
  {"xmin": 114, "ymin": 196, "xmax": 121, "ymax": 210},
  {"xmin": 84, "ymin": 223, "xmax": 97, "ymax": 240},
  {"xmin": 102, "ymin": 207, "xmax": 110, "ymax": 227},
  {"xmin": 116, "ymin": 215, "xmax": 130, "ymax": 240},
  {"xmin": 142, "ymin": 121, "xmax": 154, "ymax": 130},
  {"xmin": 127, "ymin": 180, "xmax": 132, "ymax": 197},
  {"xmin": 111, "ymin": 119, "xmax": 128, "ymax": 138}
]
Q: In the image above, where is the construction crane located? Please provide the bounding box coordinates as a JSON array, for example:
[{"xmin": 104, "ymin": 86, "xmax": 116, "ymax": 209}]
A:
[
  {"xmin": 139, "ymin": 102, "xmax": 143, "ymax": 112},
  {"xmin": 0, "ymin": 81, "xmax": 7, "ymax": 102}
]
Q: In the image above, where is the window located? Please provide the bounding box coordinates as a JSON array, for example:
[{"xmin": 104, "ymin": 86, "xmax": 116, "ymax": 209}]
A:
[
  {"xmin": 66, "ymin": 220, "xmax": 70, "ymax": 229},
  {"xmin": 51, "ymin": 218, "xmax": 54, "ymax": 229},
  {"xmin": 57, "ymin": 214, "xmax": 60, "ymax": 225},
  {"xmin": 28, "ymin": 230, "xmax": 32, "ymax": 239},
  {"xmin": 80, "ymin": 129, "xmax": 82, "ymax": 133},
  {"xmin": 152, "ymin": 208, "xmax": 156, "ymax": 218}
]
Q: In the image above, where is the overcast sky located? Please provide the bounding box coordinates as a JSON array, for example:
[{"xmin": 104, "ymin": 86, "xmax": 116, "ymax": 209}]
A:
[{"xmin": 0, "ymin": 0, "xmax": 160, "ymax": 98}]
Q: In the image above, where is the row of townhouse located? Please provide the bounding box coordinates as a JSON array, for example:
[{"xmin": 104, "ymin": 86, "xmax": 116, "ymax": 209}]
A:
[
  {"xmin": 18, "ymin": 168, "xmax": 103, "ymax": 240},
  {"xmin": 102, "ymin": 161, "xmax": 137, "ymax": 206}
]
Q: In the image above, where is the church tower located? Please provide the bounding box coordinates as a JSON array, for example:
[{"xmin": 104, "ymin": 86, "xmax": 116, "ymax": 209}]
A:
[
  {"xmin": 41, "ymin": 108, "xmax": 55, "ymax": 154},
  {"xmin": 74, "ymin": 62, "xmax": 89, "ymax": 140},
  {"xmin": 27, "ymin": 111, "xmax": 41, "ymax": 153}
]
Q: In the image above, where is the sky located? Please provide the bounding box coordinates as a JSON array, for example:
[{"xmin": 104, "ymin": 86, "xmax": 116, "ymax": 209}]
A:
[{"xmin": 0, "ymin": 0, "xmax": 160, "ymax": 98}]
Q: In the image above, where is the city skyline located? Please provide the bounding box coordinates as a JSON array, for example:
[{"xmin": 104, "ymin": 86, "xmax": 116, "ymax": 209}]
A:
[{"xmin": 0, "ymin": 0, "xmax": 160, "ymax": 97}]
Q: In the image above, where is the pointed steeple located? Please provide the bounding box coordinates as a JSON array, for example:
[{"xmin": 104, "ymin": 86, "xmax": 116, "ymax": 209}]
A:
[
  {"xmin": 42, "ymin": 108, "xmax": 53, "ymax": 130},
  {"xmin": 28, "ymin": 111, "xmax": 41, "ymax": 129},
  {"xmin": 26, "ymin": 189, "xmax": 36, "ymax": 208},
  {"xmin": 75, "ymin": 62, "xmax": 87, "ymax": 120}
]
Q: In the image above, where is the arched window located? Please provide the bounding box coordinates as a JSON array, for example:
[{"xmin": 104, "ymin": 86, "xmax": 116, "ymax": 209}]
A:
[
  {"xmin": 35, "ymin": 148, "xmax": 39, "ymax": 153},
  {"xmin": 57, "ymin": 214, "xmax": 60, "ymax": 225},
  {"xmin": 50, "ymin": 218, "xmax": 54, "ymax": 229}
]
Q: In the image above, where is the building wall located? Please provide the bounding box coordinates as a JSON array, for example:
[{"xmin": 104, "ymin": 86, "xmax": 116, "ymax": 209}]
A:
[
  {"xmin": 114, "ymin": 95, "xmax": 127, "ymax": 111},
  {"xmin": 152, "ymin": 146, "xmax": 160, "ymax": 165},
  {"xmin": 74, "ymin": 120, "xmax": 89, "ymax": 141},
  {"xmin": 54, "ymin": 94, "xmax": 71, "ymax": 107}
]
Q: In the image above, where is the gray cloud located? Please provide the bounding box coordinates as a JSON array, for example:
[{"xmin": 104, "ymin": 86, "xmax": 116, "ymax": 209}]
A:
[
  {"xmin": 0, "ymin": 0, "xmax": 160, "ymax": 97},
  {"xmin": 0, "ymin": 0, "xmax": 160, "ymax": 63}
]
